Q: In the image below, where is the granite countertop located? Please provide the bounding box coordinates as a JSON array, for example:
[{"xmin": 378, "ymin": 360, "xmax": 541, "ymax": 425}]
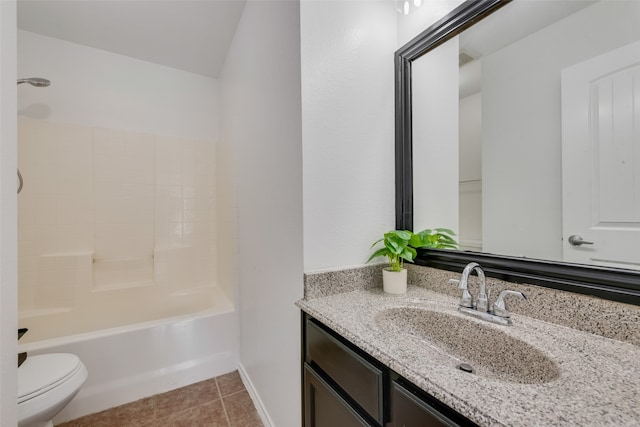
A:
[{"xmin": 297, "ymin": 286, "xmax": 640, "ymax": 427}]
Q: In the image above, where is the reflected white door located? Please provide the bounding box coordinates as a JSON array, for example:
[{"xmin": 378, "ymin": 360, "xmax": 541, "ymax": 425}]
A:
[{"xmin": 561, "ymin": 40, "xmax": 640, "ymax": 269}]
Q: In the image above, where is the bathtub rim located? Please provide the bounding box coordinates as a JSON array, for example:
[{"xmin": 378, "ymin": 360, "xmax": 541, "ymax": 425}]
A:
[{"xmin": 19, "ymin": 298, "xmax": 234, "ymax": 353}]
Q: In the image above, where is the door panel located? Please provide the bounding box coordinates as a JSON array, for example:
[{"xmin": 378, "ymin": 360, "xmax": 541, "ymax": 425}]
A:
[{"xmin": 562, "ymin": 39, "xmax": 640, "ymax": 269}]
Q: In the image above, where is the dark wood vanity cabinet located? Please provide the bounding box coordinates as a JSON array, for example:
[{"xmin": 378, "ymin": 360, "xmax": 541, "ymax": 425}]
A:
[
  {"xmin": 303, "ymin": 364, "xmax": 370, "ymax": 426},
  {"xmin": 303, "ymin": 315, "xmax": 385, "ymax": 426},
  {"xmin": 390, "ymin": 378, "xmax": 470, "ymax": 427},
  {"xmin": 302, "ymin": 313, "xmax": 478, "ymax": 427}
]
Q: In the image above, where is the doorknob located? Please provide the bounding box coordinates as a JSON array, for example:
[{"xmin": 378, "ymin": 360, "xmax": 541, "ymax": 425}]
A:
[
  {"xmin": 568, "ymin": 235, "xmax": 594, "ymax": 246},
  {"xmin": 17, "ymin": 169, "xmax": 23, "ymax": 194}
]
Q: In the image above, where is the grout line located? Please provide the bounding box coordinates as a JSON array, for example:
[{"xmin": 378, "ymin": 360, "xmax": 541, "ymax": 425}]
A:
[
  {"xmin": 223, "ymin": 389, "xmax": 247, "ymax": 398},
  {"xmin": 216, "ymin": 377, "xmax": 232, "ymax": 426}
]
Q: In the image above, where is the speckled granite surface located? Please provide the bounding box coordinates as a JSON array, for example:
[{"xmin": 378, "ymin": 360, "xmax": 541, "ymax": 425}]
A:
[
  {"xmin": 304, "ymin": 264, "xmax": 640, "ymax": 345},
  {"xmin": 405, "ymin": 264, "xmax": 640, "ymax": 345},
  {"xmin": 299, "ymin": 264, "xmax": 640, "ymax": 426},
  {"xmin": 297, "ymin": 286, "xmax": 640, "ymax": 427},
  {"xmin": 303, "ymin": 264, "xmax": 382, "ymax": 299}
]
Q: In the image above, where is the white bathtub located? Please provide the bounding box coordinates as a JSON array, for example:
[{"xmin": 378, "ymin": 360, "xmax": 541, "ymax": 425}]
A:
[{"xmin": 18, "ymin": 286, "xmax": 238, "ymax": 424}]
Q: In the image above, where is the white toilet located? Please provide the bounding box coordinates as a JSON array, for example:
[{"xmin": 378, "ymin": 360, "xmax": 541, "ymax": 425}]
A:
[{"xmin": 17, "ymin": 353, "xmax": 88, "ymax": 427}]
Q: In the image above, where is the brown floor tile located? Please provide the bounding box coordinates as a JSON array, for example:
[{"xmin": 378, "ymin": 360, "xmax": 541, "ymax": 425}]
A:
[
  {"xmin": 55, "ymin": 373, "xmax": 261, "ymax": 427},
  {"xmin": 166, "ymin": 400, "xmax": 229, "ymax": 427},
  {"xmin": 216, "ymin": 371, "xmax": 245, "ymax": 397},
  {"xmin": 223, "ymin": 391, "xmax": 263, "ymax": 427},
  {"xmin": 156, "ymin": 378, "xmax": 220, "ymax": 419},
  {"xmin": 75, "ymin": 396, "xmax": 156, "ymax": 427}
]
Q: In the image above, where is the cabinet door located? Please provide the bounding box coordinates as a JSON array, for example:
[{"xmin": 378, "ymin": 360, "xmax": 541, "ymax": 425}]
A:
[
  {"xmin": 392, "ymin": 381, "xmax": 461, "ymax": 427},
  {"xmin": 305, "ymin": 318, "xmax": 384, "ymax": 424},
  {"xmin": 304, "ymin": 364, "xmax": 371, "ymax": 427}
]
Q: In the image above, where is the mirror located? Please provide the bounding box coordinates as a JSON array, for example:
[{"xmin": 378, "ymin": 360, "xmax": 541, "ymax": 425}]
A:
[{"xmin": 395, "ymin": 0, "xmax": 640, "ymax": 304}]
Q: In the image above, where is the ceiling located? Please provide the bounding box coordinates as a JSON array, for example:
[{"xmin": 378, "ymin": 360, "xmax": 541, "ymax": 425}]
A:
[
  {"xmin": 459, "ymin": 0, "xmax": 596, "ymax": 60},
  {"xmin": 17, "ymin": 0, "xmax": 247, "ymax": 79}
]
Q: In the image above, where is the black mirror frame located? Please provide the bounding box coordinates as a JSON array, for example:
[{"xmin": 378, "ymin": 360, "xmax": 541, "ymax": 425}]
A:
[{"xmin": 395, "ymin": 0, "xmax": 640, "ymax": 306}]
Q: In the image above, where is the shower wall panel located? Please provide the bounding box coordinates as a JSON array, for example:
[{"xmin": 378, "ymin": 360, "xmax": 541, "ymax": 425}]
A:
[
  {"xmin": 92, "ymin": 128, "xmax": 155, "ymax": 289},
  {"xmin": 17, "ymin": 117, "xmax": 217, "ymax": 314}
]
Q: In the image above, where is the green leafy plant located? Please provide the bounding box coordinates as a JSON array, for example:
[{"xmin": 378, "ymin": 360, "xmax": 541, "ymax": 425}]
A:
[
  {"xmin": 410, "ymin": 228, "xmax": 458, "ymax": 250},
  {"xmin": 367, "ymin": 230, "xmax": 417, "ymax": 272}
]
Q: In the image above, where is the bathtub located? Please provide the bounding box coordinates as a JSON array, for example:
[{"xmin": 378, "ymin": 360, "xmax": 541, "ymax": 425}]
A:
[{"xmin": 18, "ymin": 286, "xmax": 238, "ymax": 424}]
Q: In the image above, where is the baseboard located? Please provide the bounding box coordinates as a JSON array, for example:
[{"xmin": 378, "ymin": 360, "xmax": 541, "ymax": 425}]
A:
[{"xmin": 237, "ymin": 362, "xmax": 275, "ymax": 427}]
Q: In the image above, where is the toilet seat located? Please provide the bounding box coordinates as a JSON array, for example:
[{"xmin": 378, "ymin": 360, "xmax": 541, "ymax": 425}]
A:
[{"xmin": 18, "ymin": 354, "xmax": 83, "ymax": 404}]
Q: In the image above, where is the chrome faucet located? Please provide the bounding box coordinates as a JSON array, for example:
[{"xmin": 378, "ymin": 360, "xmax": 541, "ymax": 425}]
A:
[
  {"xmin": 461, "ymin": 262, "xmax": 488, "ymax": 312},
  {"xmin": 450, "ymin": 262, "xmax": 487, "ymax": 311},
  {"xmin": 492, "ymin": 290, "xmax": 527, "ymax": 318},
  {"xmin": 451, "ymin": 262, "xmax": 526, "ymax": 326}
]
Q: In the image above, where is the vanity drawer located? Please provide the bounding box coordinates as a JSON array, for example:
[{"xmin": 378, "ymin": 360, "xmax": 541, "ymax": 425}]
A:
[
  {"xmin": 305, "ymin": 317, "xmax": 384, "ymax": 425},
  {"xmin": 390, "ymin": 378, "xmax": 477, "ymax": 427},
  {"xmin": 304, "ymin": 363, "xmax": 370, "ymax": 427},
  {"xmin": 391, "ymin": 381, "xmax": 458, "ymax": 427}
]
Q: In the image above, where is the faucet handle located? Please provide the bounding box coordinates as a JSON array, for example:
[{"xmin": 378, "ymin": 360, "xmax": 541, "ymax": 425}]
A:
[
  {"xmin": 449, "ymin": 279, "xmax": 473, "ymax": 308},
  {"xmin": 493, "ymin": 290, "xmax": 526, "ymax": 318},
  {"xmin": 475, "ymin": 284, "xmax": 489, "ymax": 313}
]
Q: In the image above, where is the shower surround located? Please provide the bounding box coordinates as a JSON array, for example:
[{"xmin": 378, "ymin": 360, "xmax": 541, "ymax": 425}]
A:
[{"xmin": 18, "ymin": 117, "xmax": 219, "ymax": 339}]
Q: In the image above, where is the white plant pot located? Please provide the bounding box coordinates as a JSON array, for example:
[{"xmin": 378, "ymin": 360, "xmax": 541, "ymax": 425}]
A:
[{"xmin": 382, "ymin": 268, "xmax": 407, "ymax": 294}]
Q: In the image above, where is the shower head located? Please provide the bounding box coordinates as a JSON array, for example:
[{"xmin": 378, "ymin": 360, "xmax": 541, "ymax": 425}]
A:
[{"xmin": 17, "ymin": 77, "xmax": 50, "ymax": 87}]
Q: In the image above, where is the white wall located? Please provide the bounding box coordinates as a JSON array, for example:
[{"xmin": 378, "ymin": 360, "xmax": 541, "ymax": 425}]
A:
[
  {"xmin": 482, "ymin": 1, "xmax": 640, "ymax": 260},
  {"xmin": 397, "ymin": 0, "xmax": 464, "ymax": 47},
  {"xmin": 459, "ymin": 91, "xmax": 482, "ymax": 250},
  {"xmin": 219, "ymin": 2, "xmax": 303, "ymax": 426},
  {"xmin": 0, "ymin": 2, "xmax": 18, "ymax": 426},
  {"xmin": 301, "ymin": 0, "xmax": 397, "ymax": 271},
  {"xmin": 18, "ymin": 30, "xmax": 218, "ymax": 141},
  {"xmin": 412, "ymin": 37, "xmax": 459, "ymax": 234},
  {"xmin": 459, "ymin": 92, "xmax": 481, "ymax": 183}
]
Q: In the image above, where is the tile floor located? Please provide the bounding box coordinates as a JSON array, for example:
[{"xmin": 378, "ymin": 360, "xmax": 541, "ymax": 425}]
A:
[{"xmin": 56, "ymin": 371, "xmax": 263, "ymax": 427}]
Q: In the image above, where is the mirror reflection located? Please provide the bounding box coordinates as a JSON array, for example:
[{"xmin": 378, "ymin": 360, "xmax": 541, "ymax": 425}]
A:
[{"xmin": 412, "ymin": 0, "xmax": 640, "ymax": 270}]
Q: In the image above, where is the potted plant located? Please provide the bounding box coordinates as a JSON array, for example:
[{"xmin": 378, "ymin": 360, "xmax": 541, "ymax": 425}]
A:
[
  {"xmin": 410, "ymin": 228, "xmax": 458, "ymax": 250},
  {"xmin": 367, "ymin": 230, "xmax": 417, "ymax": 294},
  {"xmin": 368, "ymin": 228, "xmax": 459, "ymax": 294}
]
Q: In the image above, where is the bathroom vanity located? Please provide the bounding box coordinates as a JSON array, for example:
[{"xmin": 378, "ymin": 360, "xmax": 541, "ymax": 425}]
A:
[
  {"xmin": 303, "ymin": 313, "xmax": 477, "ymax": 426},
  {"xmin": 297, "ymin": 267, "xmax": 640, "ymax": 427}
]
